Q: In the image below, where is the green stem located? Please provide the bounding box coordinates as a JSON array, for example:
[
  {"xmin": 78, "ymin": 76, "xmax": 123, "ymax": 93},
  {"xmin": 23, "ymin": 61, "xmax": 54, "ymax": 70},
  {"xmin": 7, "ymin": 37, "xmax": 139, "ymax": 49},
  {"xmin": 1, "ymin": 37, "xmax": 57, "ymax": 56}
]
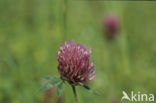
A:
[
  {"xmin": 63, "ymin": 0, "xmax": 67, "ymax": 41},
  {"xmin": 72, "ymin": 85, "xmax": 78, "ymax": 102}
]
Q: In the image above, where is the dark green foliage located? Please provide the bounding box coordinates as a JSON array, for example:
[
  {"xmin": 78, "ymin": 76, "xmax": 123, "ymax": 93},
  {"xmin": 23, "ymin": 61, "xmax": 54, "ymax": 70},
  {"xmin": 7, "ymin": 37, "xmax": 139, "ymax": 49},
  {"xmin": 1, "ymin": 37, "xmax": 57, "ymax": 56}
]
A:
[
  {"xmin": 40, "ymin": 76, "xmax": 62, "ymax": 91},
  {"xmin": 56, "ymin": 81, "xmax": 64, "ymax": 97}
]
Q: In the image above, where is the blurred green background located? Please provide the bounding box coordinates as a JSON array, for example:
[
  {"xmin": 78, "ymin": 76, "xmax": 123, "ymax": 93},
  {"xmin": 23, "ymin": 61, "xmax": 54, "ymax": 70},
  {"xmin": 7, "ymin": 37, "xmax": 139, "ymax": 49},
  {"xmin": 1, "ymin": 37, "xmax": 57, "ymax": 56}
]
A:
[{"xmin": 0, "ymin": 0, "xmax": 156, "ymax": 103}]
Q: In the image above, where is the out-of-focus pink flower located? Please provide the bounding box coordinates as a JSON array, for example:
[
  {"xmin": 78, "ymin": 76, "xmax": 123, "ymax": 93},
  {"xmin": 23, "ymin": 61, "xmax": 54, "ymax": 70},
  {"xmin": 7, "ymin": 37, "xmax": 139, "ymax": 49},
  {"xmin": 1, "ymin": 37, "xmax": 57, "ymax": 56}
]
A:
[
  {"xmin": 43, "ymin": 88, "xmax": 63, "ymax": 103},
  {"xmin": 57, "ymin": 40, "xmax": 95, "ymax": 86},
  {"xmin": 103, "ymin": 14, "xmax": 119, "ymax": 39}
]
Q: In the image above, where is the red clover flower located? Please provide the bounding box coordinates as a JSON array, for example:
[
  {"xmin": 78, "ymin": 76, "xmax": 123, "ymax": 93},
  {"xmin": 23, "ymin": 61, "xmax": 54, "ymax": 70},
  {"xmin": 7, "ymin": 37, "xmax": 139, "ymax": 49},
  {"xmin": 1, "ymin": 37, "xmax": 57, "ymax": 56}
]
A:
[
  {"xmin": 103, "ymin": 14, "xmax": 119, "ymax": 40},
  {"xmin": 57, "ymin": 40, "xmax": 96, "ymax": 86},
  {"xmin": 41, "ymin": 40, "xmax": 96, "ymax": 100}
]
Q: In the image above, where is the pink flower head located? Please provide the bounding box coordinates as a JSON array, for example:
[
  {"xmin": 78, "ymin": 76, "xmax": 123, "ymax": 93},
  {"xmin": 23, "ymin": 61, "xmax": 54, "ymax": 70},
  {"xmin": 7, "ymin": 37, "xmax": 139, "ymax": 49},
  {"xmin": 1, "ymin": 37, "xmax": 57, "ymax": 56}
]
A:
[
  {"xmin": 103, "ymin": 14, "xmax": 119, "ymax": 39},
  {"xmin": 57, "ymin": 40, "xmax": 95, "ymax": 86}
]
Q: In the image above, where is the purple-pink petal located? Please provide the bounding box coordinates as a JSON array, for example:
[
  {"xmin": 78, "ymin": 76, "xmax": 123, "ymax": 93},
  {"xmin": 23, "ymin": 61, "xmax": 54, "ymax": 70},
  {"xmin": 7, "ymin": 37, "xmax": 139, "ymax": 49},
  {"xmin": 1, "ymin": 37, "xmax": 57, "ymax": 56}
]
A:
[{"xmin": 88, "ymin": 75, "xmax": 96, "ymax": 81}]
